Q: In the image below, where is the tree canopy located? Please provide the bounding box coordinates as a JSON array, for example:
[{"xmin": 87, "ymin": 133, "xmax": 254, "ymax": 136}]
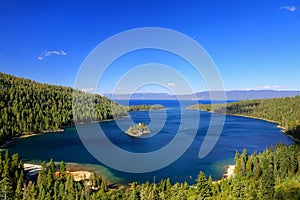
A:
[
  {"xmin": 0, "ymin": 72, "xmax": 164, "ymax": 145},
  {"xmin": 1, "ymin": 144, "xmax": 300, "ymax": 199}
]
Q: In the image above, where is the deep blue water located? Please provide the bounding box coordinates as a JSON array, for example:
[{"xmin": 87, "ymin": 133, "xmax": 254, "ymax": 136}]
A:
[{"xmin": 7, "ymin": 100, "xmax": 292, "ymax": 184}]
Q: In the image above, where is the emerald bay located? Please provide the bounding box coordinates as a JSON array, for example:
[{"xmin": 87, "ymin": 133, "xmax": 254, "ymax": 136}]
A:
[{"xmin": 6, "ymin": 100, "xmax": 292, "ymax": 184}]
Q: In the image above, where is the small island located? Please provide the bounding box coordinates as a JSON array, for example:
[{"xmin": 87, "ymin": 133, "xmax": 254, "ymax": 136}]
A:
[{"xmin": 126, "ymin": 123, "xmax": 151, "ymax": 137}]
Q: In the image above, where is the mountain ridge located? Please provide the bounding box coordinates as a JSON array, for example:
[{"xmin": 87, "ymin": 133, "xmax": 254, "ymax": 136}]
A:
[{"xmin": 104, "ymin": 90, "xmax": 300, "ymax": 100}]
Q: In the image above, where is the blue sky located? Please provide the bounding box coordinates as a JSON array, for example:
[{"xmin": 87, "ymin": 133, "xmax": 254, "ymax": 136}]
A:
[{"xmin": 0, "ymin": 0, "xmax": 299, "ymax": 94}]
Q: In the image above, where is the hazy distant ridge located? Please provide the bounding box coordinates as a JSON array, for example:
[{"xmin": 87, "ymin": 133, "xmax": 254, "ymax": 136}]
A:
[{"xmin": 104, "ymin": 90, "xmax": 300, "ymax": 100}]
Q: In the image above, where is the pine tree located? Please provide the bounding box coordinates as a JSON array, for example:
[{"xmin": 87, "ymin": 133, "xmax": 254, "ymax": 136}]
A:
[
  {"xmin": 0, "ymin": 177, "xmax": 14, "ymax": 200},
  {"xmin": 234, "ymin": 150, "xmax": 241, "ymax": 175},
  {"xmin": 100, "ymin": 178, "xmax": 108, "ymax": 192},
  {"xmin": 58, "ymin": 182, "xmax": 65, "ymax": 199},
  {"xmin": 196, "ymin": 171, "xmax": 212, "ymax": 199},
  {"xmin": 0, "ymin": 154, "xmax": 14, "ymax": 200},
  {"xmin": 37, "ymin": 162, "xmax": 47, "ymax": 191},
  {"xmin": 259, "ymin": 164, "xmax": 275, "ymax": 200},
  {"xmin": 232, "ymin": 176, "xmax": 246, "ymax": 199},
  {"xmin": 129, "ymin": 182, "xmax": 139, "ymax": 200},
  {"xmin": 0, "ymin": 152, "xmax": 3, "ymax": 175},
  {"xmin": 59, "ymin": 161, "xmax": 66, "ymax": 178},
  {"xmin": 14, "ymin": 171, "xmax": 24, "ymax": 199},
  {"xmin": 49, "ymin": 158, "xmax": 55, "ymax": 173},
  {"xmin": 152, "ymin": 184, "xmax": 160, "ymax": 200},
  {"xmin": 177, "ymin": 183, "xmax": 187, "ymax": 200},
  {"xmin": 4, "ymin": 149, "xmax": 9, "ymax": 162},
  {"xmin": 165, "ymin": 178, "xmax": 171, "ymax": 199},
  {"xmin": 47, "ymin": 169, "xmax": 54, "ymax": 191},
  {"xmin": 66, "ymin": 175, "xmax": 75, "ymax": 200}
]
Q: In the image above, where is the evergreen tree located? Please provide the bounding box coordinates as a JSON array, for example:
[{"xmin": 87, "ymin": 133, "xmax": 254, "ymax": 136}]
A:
[
  {"xmin": 129, "ymin": 182, "xmax": 139, "ymax": 200},
  {"xmin": 165, "ymin": 178, "xmax": 172, "ymax": 199},
  {"xmin": 0, "ymin": 176, "xmax": 14, "ymax": 200},
  {"xmin": 49, "ymin": 158, "xmax": 55, "ymax": 173},
  {"xmin": 196, "ymin": 171, "xmax": 212, "ymax": 199},
  {"xmin": 0, "ymin": 152, "xmax": 2, "ymax": 175},
  {"xmin": 232, "ymin": 176, "xmax": 246, "ymax": 199},
  {"xmin": 59, "ymin": 161, "xmax": 66, "ymax": 178},
  {"xmin": 23, "ymin": 181, "xmax": 35, "ymax": 199},
  {"xmin": 259, "ymin": 164, "xmax": 275, "ymax": 200},
  {"xmin": 0, "ymin": 153, "xmax": 14, "ymax": 200},
  {"xmin": 14, "ymin": 171, "xmax": 24, "ymax": 199}
]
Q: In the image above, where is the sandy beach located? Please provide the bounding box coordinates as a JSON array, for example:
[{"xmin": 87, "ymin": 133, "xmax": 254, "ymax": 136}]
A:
[
  {"xmin": 24, "ymin": 163, "xmax": 42, "ymax": 169},
  {"xmin": 69, "ymin": 171, "xmax": 92, "ymax": 181},
  {"xmin": 23, "ymin": 163, "xmax": 93, "ymax": 182},
  {"xmin": 24, "ymin": 163, "xmax": 42, "ymax": 178},
  {"xmin": 223, "ymin": 164, "xmax": 235, "ymax": 178}
]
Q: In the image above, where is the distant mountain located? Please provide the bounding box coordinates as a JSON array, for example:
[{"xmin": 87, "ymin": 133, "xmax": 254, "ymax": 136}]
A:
[
  {"xmin": 104, "ymin": 90, "xmax": 300, "ymax": 100},
  {"xmin": 194, "ymin": 90, "xmax": 300, "ymax": 100},
  {"xmin": 104, "ymin": 93, "xmax": 172, "ymax": 100}
]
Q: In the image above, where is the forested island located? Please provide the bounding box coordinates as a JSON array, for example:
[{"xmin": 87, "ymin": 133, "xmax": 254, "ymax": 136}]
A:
[
  {"xmin": 128, "ymin": 105, "xmax": 164, "ymax": 112},
  {"xmin": 0, "ymin": 72, "xmax": 164, "ymax": 145},
  {"xmin": 126, "ymin": 123, "xmax": 151, "ymax": 137},
  {"xmin": 187, "ymin": 97, "xmax": 300, "ymax": 141}
]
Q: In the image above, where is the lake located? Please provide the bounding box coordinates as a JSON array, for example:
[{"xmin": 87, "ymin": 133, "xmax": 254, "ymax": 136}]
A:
[{"xmin": 7, "ymin": 100, "xmax": 292, "ymax": 184}]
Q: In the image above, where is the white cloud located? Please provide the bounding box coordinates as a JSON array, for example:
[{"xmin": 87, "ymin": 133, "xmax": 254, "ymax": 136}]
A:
[
  {"xmin": 257, "ymin": 85, "xmax": 280, "ymax": 89},
  {"xmin": 167, "ymin": 82, "xmax": 176, "ymax": 87},
  {"xmin": 60, "ymin": 51, "xmax": 67, "ymax": 55},
  {"xmin": 38, "ymin": 50, "xmax": 67, "ymax": 60},
  {"xmin": 280, "ymin": 5, "xmax": 297, "ymax": 12},
  {"xmin": 80, "ymin": 87, "xmax": 94, "ymax": 93},
  {"xmin": 241, "ymin": 88, "xmax": 254, "ymax": 91}
]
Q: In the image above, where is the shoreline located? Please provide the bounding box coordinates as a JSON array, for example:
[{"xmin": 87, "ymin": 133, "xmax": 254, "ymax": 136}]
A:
[
  {"xmin": 222, "ymin": 113, "xmax": 300, "ymax": 142},
  {"xmin": 64, "ymin": 163, "xmax": 107, "ymax": 182},
  {"xmin": 0, "ymin": 140, "xmax": 13, "ymax": 150},
  {"xmin": 3, "ymin": 107, "xmax": 290, "ymax": 186},
  {"xmin": 0, "ymin": 107, "xmax": 164, "ymax": 150},
  {"xmin": 188, "ymin": 106, "xmax": 299, "ymax": 142},
  {"xmin": 23, "ymin": 161, "xmax": 236, "ymax": 185},
  {"xmin": 0, "ymin": 116, "xmax": 124, "ymax": 150},
  {"xmin": 213, "ymin": 164, "xmax": 235, "ymax": 184},
  {"xmin": 0, "ymin": 128, "xmax": 66, "ymax": 150},
  {"xmin": 23, "ymin": 162, "xmax": 112, "ymax": 183},
  {"xmin": 223, "ymin": 164, "xmax": 235, "ymax": 178},
  {"xmin": 18, "ymin": 128, "xmax": 65, "ymax": 139}
]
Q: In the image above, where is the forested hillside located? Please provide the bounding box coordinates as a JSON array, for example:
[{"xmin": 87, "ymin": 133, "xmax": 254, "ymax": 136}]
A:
[
  {"xmin": 1, "ymin": 144, "xmax": 300, "ymax": 199},
  {"xmin": 0, "ymin": 72, "xmax": 129, "ymax": 144},
  {"xmin": 188, "ymin": 97, "xmax": 300, "ymax": 140},
  {"xmin": 1, "ymin": 72, "xmax": 300, "ymax": 199},
  {"xmin": 213, "ymin": 144, "xmax": 300, "ymax": 200},
  {"xmin": 0, "ymin": 72, "xmax": 166, "ymax": 145}
]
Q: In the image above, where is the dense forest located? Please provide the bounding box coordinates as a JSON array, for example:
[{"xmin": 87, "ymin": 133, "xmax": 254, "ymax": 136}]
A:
[
  {"xmin": 1, "ymin": 72, "xmax": 300, "ymax": 199},
  {"xmin": 187, "ymin": 97, "xmax": 300, "ymax": 140},
  {"xmin": 1, "ymin": 144, "xmax": 300, "ymax": 199},
  {"xmin": 0, "ymin": 72, "xmax": 163, "ymax": 145},
  {"xmin": 128, "ymin": 105, "xmax": 164, "ymax": 112}
]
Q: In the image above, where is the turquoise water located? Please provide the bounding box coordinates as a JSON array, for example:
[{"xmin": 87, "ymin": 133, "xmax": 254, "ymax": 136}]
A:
[{"xmin": 7, "ymin": 100, "xmax": 292, "ymax": 184}]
